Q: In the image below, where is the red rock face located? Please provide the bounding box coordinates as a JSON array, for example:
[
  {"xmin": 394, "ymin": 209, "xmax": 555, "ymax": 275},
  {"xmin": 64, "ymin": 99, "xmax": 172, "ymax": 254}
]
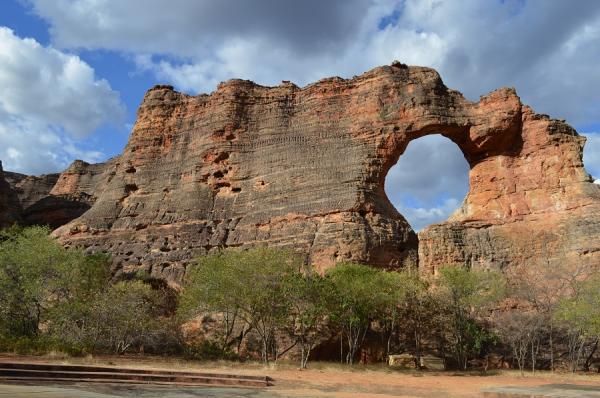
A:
[
  {"xmin": 41, "ymin": 63, "xmax": 599, "ymax": 280},
  {"xmin": 419, "ymin": 106, "xmax": 600, "ymax": 272},
  {"xmin": 1, "ymin": 159, "xmax": 114, "ymax": 229},
  {"xmin": 0, "ymin": 161, "xmax": 22, "ymax": 228}
]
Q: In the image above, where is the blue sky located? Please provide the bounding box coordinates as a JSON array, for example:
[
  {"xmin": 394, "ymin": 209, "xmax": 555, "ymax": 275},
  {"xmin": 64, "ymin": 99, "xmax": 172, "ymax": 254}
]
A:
[{"xmin": 1, "ymin": 0, "xmax": 599, "ymax": 230}]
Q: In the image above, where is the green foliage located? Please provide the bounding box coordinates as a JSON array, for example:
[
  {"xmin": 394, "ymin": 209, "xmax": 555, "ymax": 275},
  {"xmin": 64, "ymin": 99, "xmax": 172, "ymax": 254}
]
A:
[
  {"xmin": 0, "ymin": 226, "xmax": 179, "ymax": 356},
  {"xmin": 556, "ymin": 274, "xmax": 600, "ymax": 338},
  {"xmin": 283, "ymin": 268, "xmax": 335, "ymax": 368},
  {"xmin": 435, "ymin": 266, "xmax": 505, "ymax": 370},
  {"xmin": 7, "ymin": 225, "xmax": 596, "ymax": 372},
  {"xmin": 437, "ymin": 266, "xmax": 506, "ymax": 310},
  {"xmin": 0, "ymin": 226, "xmax": 109, "ymax": 338},
  {"xmin": 50, "ymin": 279, "xmax": 182, "ymax": 355},
  {"xmin": 180, "ymin": 247, "xmax": 303, "ymax": 363},
  {"xmin": 393, "ymin": 270, "xmax": 442, "ymax": 367},
  {"xmin": 554, "ymin": 273, "xmax": 600, "ymax": 372},
  {"xmin": 184, "ymin": 340, "xmax": 237, "ymax": 361},
  {"xmin": 325, "ymin": 262, "xmax": 393, "ymax": 364},
  {"xmin": 179, "ymin": 250, "xmax": 242, "ymax": 320}
]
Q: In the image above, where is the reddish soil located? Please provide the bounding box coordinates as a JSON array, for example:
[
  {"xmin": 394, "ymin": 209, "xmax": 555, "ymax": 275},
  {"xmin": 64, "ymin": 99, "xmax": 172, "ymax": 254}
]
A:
[{"xmin": 1, "ymin": 354, "xmax": 599, "ymax": 397}]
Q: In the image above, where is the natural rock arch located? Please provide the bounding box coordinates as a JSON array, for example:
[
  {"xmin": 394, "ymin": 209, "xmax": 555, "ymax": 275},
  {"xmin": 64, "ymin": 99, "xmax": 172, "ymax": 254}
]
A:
[{"xmin": 46, "ymin": 63, "xmax": 599, "ymax": 280}]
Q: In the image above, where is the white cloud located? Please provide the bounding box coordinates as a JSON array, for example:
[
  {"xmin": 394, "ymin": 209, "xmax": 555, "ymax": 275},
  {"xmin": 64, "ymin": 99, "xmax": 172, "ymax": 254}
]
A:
[
  {"xmin": 0, "ymin": 27, "xmax": 124, "ymax": 174},
  {"xmin": 0, "ymin": 107, "xmax": 104, "ymax": 175},
  {"xmin": 31, "ymin": 0, "xmax": 370, "ymax": 58},
  {"xmin": 583, "ymin": 132, "xmax": 600, "ymax": 181},
  {"xmin": 385, "ymin": 135, "xmax": 470, "ymax": 230},
  {"xmin": 30, "ymin": 0, "xmax": 600, "ymax": 126},
  {"xmin": 398, "ymin": 197, "xmax": 462, "ymax": 232}
]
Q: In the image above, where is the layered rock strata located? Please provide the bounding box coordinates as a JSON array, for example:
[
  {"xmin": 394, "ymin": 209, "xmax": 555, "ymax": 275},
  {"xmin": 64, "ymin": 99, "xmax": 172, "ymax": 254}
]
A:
[
  {"xmin": 45, "ymin": 63, "xmax": 599, "ymax": 280},
  {"xmin": 0, "ymin": 159, "xmax": 114, "ymax": 229},
  {"xmin": 418, "ymin": 107, "xmax": 600, "ymax": 272},
  {"xmin": 0, "ymin": 161, "xmax": 23, "ymax": 228}
]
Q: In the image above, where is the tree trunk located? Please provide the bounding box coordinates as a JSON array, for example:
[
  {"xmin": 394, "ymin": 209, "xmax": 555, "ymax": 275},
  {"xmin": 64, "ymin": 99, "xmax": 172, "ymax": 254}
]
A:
[
  {"xmin": 340, "ymin": 334, "xmax": 343, "ymax": 364},
  {"xmin": 549, "ymin": 321, "xmax": 554, "ymax": 373},
  {"xmin": 584, "ymin": 339, "xmax": 598, "ymax": 372},
  {"xmin": 415, "ymin": 328, "xmax": 422, "ymax": 370}
]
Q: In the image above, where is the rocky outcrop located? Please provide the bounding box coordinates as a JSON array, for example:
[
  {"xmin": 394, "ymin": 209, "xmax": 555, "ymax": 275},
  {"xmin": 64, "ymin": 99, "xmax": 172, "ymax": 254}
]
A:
[
  {"xmin": 50, "ymin": 62, "xmax": 599, "ymax": 281},
  {"xmin": 418, "ymin": 107, "xmax": 600, "ymax": 272},
  {"xmin": 0, "ymin": 161, "xmax": 22, "ymax": 228},
  {"xmin": 0, "ymin": 159, "xmax": 115, "ymax": 229}
]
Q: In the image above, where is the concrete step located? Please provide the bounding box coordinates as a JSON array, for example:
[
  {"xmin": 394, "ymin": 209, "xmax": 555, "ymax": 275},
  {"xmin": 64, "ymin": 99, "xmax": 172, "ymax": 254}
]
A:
[
  {"xmin": 0, "ymin": 362, "xmax": 271, "ymax": 388},
  {"xmin": 0, "ymin": 362, "xmax": 269, "ymax": 380}
]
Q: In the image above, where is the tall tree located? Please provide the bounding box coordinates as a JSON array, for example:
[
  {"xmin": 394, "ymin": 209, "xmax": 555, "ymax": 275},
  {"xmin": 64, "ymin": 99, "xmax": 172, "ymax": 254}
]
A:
[
  {"xmin": 283, "ymin": 270, "xmax": 334, "ymax": 368},
  {"xmin": 326, "ymin": 262, "xmax": 388, "ymax": 365},
  {"xmin": 436, "ymin": 266, "xmax": 505, "ymax": 370}
]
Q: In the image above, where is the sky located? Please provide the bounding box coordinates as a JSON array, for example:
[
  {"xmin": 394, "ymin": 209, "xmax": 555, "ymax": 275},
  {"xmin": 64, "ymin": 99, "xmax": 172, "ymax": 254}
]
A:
[{"xmin": 0, "ymin": 0, "xmax": 599, "ymax": 231}]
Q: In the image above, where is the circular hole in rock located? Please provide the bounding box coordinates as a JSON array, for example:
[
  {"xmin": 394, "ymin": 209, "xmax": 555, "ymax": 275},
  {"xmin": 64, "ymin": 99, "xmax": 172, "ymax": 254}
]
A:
[{"xmin": 384, "ymin": 135, "xmax": 470, "ymax": 231}]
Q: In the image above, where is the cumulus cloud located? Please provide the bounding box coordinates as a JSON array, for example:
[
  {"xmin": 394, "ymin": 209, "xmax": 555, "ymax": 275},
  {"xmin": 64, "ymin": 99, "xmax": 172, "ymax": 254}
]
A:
[
  {"xmin": 398, "ymin": 197, "xmax": 462, "ymax": 232},
  {"xmin": 385, "ymin": 135, "xmax": 470, "ymax": 230},
  {"xmin": 30, "ymin": 0, "xmax": 600, "ymax": 126},
  {"xmin": 0, "ymin": 108, "xmax": 104, "ymax": 175},
  {"xmin": 0, "ymin": 27, "xmax": 124, "ymax": 174},
  {"xmin": 583, "ymin": 132, "xmax": 600, "ymax": 181}
]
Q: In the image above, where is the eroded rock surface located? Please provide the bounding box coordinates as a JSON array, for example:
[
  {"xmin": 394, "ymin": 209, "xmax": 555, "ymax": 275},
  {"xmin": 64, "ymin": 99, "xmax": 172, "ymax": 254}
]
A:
[
  {"xmin": 0, "ymin": 159, "xmax": 115, "ymax": 229},
  {"xmin": 0, "ymin": 161, "xmax": 22, "ymax": 228},
  {"xmin": 47, "ymin": 63, "xmax": 599, "ymax": 280},
  {"xmin": 418, "ymin": 106, "xmax": 600, "ymax": 272}
]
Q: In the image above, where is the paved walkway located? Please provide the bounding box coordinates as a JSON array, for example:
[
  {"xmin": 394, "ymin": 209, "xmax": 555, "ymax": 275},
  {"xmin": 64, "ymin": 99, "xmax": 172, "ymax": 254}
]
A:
[
  {"xmin": 0, "ymin": 383, "xmax": 282, "ymax": 398},
  {"xmin": 483, "ymin": 384, "xmax": 600, "ymax": 398}
]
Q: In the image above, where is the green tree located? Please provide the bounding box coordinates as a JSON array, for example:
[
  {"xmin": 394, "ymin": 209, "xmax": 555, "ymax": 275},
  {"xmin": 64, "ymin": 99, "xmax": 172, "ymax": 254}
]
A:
[
  {"xmin": 94, "ymin": 281, "xmax": 163, "ymax": 354},
  {"xmin": 436, "ymin": 266, "xmax": 505, "ymax": 370},
  {"xmin": 0, "ymin": 226, "xmax": 109, "ymax": 339},
  {"xmin": 373, "ymin": 269, "xmax": 412, "ymax": 362},
  {"xmin": 326, "ymin": 262, "xmax": 388, "ymax": 365},
  {"xmin": 227, "ymin": 247, "xmax": 302, "ymax": 363},
  {"xmin": 555, "ymin": 273, "xmax": 600, "ymax": 372},
  {"xmin": 181, "ymin": 247, "xmax": 302, "ymax": 364},
  {"xmin": 51, "ymin": 277, "xmax": 179, "ymax": 355},
  {"xmin": 283, "ymin": 270, "xmax": 334, "ymax": 368},
  {"xmin": 179, "ymin": 250, "xmax": 248, "ymax": 356},
  {"xmin": 394, "ymin": 270, "xmax": 443, "ymax": 368}
]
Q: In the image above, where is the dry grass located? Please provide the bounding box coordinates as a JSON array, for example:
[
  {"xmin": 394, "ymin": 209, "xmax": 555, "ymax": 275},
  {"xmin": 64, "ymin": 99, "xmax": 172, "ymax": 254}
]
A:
[{"xmin": 1, "ymin": 353, "xmax": 599, "ymax": 398}]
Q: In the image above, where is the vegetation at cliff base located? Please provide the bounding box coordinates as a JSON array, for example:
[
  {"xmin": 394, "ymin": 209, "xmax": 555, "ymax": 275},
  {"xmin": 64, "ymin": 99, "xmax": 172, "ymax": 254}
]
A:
[
  {"xmin": 1, "ymin": 226, "xmax": 600, "ymax": 373},
  {"xmin": 0, "ymin": 226, "xmax": 179, "ymax": 356}
]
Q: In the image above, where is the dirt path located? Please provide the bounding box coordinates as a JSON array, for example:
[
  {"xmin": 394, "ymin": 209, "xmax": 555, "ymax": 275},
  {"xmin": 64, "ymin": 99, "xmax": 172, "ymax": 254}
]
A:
[{"xmin": 1, "ymin": 354, "xmax": 599, "ymax": 397}]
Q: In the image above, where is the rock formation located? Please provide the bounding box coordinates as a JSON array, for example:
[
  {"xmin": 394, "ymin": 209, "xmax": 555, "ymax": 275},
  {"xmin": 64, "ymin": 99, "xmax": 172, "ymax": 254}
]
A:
[
  {"xmin": 44, "ymin": 62, "xmax": 598, "ymax": 280},
  {"xmin": 0, "ymin": 161, "xmax": 23, "ymax": 228},
  {"xmin": 0, "ymin": 159, "xmax": 114, "ymax": 229},
  {"xmin": 418, "ymin": 105, "xmax": 600, "ymax": 272}
]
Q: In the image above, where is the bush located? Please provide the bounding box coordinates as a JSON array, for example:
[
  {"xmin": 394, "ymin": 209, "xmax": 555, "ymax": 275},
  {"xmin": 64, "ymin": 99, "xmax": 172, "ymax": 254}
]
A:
[
  {"xmin": 180, "ymin": 247, "xmax": 303, "ymax": 364},
  {"xmin": 325, "ymin": 262, "xmax": 388, "ymax": 364},
  {"xmin": 0, "ymin": 226, "xmax": 181, "ymax": 356},
  {"xmin": 0, "ymin": 226, "xmax": 110, "ymax": 339},
  {"xmin": 50, "ymin": 280, "xmax": 182, "ymax": 355},
  {"xmin": 435, "ymin": 266, "xmax": 505, "ymax": 370}
]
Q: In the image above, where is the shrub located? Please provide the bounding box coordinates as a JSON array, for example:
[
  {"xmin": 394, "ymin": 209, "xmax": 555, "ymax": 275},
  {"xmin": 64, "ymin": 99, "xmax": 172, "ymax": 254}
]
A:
[{"xmin": 0, "ymin": 226, "xmax": 110, "ymax": 339}]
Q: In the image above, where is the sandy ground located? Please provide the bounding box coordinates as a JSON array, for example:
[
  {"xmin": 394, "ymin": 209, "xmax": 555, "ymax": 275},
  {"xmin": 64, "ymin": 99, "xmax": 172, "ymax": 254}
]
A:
[{"xmin": 1, "ymin": 354, "xmax": 599, "ymax": 397}]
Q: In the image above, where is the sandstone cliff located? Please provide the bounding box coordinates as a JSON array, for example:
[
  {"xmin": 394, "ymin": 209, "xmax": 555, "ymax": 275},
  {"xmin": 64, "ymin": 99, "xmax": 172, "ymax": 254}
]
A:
[
  {"xmin": 418, "ymin": 106, "xmax": 600, "ymax": 272},
  {"xmin": 0, "ymin": 159, "xmax": 115, "ymax": 229},
  {"xmin": 0, "ymin": 161, "xmax": 22, "ymax": 228},
  {"xmin": 46, "ymin": 62, "xmax": 599, "ymax": 280}
]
